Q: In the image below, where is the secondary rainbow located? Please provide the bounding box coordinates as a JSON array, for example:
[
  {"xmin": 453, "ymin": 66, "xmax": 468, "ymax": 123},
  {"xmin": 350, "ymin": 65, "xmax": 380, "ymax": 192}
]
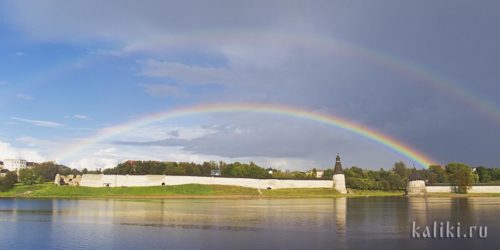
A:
[
  {"xmin": 129, "ymin": 31, "xmax": 500, "ymax": 125},
  {"xmin": 57, "ymin": 103, "xmax": 438, "ymax": 168},
  {"xmin": 13, "ymin": 32, "xmax": 498, "ymax": 125}
]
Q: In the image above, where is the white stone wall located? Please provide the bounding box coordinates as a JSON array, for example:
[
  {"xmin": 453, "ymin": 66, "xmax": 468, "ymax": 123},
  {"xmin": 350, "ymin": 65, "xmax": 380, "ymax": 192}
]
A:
[
  {"xmin": 79, "ymin": 174, "xmax": 334, "ymax": 189},
  {"xmin": 426, "ymin": 186, "xmax": 500, "ymax": 193},
  {"xmin": 425, "ymin": 186, "xmax": 454, "ymax": 193},
  {"xmin": 468, "ymin": 186, "xmax": 500, "ymax": 193}
]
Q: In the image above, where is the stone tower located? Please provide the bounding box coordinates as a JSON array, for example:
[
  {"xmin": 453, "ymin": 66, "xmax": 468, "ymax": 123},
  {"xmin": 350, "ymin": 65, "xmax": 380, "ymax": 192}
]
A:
[
  {"xmin": 406, "ymin": 167, "xmax": 426, "ymax": 196},
  {"xmin": 333, "ymin": 154, "xmax": 347, "ymax": 194}
]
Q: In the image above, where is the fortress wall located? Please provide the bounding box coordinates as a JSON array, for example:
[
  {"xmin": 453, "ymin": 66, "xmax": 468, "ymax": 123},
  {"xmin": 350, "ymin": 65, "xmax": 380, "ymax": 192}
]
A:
[
  {"xmin": 468, "ymin": 186, "xmax": 500, "ymax": 193},
  {"xmin": 117, "ymin": 175, "xmax": 166, "ymax": 187},
  {"xmin": 425, "ymin": 186, "xmax": 500, "ymax": 193},
  {"xmin": 261, "ymin": 179, "xmax": 333, "ymax": 189},
  {"xmin": 79, "ymin": 174, "xmax": 334, "ymax": 189}
]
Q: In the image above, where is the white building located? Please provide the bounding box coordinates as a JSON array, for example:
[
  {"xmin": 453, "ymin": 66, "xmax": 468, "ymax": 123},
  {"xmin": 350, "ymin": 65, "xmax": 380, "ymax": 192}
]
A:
[
  {"xmin": 2, "ymin": 159, "xmax": 27, "ymax": 171},
  {"xmin": 316, "ymin": 170, "xmax": 324, "ymax": 178},
  {"xmin": 306, "ymin": 169, "xmax": 325, "ymax": 178}
]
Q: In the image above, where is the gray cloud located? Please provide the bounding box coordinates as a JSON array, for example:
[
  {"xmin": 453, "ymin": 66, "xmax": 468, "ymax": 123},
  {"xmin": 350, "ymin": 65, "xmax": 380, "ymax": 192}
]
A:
[
  {"xmin": 167, "ymin": 130, "xmax": 180, "ymax": 138},
  {"xmin": 4, "ymin": 0, "xmax": 499, "ymax": 167},
  {"xmin": 112, "ymin": 114, "xmax": 411, "ymax": 168}
]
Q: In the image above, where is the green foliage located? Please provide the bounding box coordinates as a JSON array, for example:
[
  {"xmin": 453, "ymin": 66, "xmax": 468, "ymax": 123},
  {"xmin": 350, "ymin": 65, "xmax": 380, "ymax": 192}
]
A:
[
  {"xmin": 474, "ymin": 166, "xmax": 500, "ymax": 183},
  {"xmin": 427, "ymin": 165, "xmax": 448, "ymax": 183},
  {"xmin": 14, "ymin": 162, "xmax": 80, "ymax": 186},
  {"xmin": 346, "ymin": 177, "xmax": 384, "ymax": 190},
  {"xmin": 392, "ymin": 161, "xmax": 409, "ymax": 179},
  {"xmin": 18, "ymin": 168, "xmax": 38, "ymax": 185},
  {"xmin": 103, "ymin": 161, "xmax": 272, "ymax": 179},
  {"xmin": 0, "ymin": 172, "xmax": 18, "ymax": 191},
  {"xmin": 322, "ymin": 169, "xmax": 334, "ymax": 179},
  {"xmin": 386, "ymin": 172, "xmax": 406, "ymax": 190},
  {"xmin": 446, "ymin": 163, "xmax": 474, "ymax": 193},
  {"xmin": 343, "ymin": 163, "xmax": 408, "ymax": 191},
  {"xmin": 345, "ymin": 166, "xmax": 364, "ymax": 178}
]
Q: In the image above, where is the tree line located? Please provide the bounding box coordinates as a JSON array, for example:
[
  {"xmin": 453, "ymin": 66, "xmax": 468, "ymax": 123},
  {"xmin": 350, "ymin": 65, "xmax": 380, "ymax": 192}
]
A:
[
  {"xmin": 344, "ymin": 162, "xmax": 479, "ymax": 192},
  {"xmin": 1, "ymin": 160, "xmax": 497, "ymax": 194},
  {"xmin": 102, "ymin": 160, "xmax": 338, "ymax": 179}
]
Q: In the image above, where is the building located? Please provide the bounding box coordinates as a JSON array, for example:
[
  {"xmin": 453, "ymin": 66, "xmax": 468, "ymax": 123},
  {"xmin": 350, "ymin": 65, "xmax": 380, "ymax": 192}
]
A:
[
  {"xmin": 2, "ymin": 159, "xmax": 27, "ymax": 171},
  {"xmin": 210, "ymin": 169, "xmax": 221, "ymax": 176},
  {"xmin": 0, "ymin": 161, "xmax": 6, "ymax": 177},
  {"xmin": 266, "ymin": 168, "xmax": 278, "ymax": 175},
  {"xmin": 306, "ymin": 169, "xmax": 325, "ymax": 178}
]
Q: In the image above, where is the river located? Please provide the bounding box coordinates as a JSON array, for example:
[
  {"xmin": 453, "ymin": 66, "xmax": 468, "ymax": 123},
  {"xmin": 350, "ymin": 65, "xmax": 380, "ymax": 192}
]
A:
[{"xmin": 0, "ymin": 197, "xmax": 498, "ymax": 249}]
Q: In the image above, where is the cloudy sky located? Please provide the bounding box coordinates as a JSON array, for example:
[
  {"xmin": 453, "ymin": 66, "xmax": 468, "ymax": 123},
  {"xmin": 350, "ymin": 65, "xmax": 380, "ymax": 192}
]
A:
[{"xmin": 0, "ymin": 0, "xmax": 498, "ymax": 170}]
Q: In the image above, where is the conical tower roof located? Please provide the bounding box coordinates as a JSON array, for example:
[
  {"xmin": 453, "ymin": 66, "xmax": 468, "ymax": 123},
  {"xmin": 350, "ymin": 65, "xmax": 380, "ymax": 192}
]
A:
[{"xmin": 333, "ymin": 153, "xmax": 343, "ymax": 174}]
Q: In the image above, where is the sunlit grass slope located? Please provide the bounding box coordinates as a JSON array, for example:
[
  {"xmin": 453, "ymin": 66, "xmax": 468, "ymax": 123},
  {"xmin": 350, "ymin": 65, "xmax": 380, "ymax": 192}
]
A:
[{"xmin": 0, "ymin": 183, "xmax": 408, "ymax": 199}]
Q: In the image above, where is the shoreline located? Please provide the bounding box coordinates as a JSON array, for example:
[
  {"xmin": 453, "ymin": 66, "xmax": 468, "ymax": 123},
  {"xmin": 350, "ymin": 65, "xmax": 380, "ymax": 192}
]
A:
[{"xmin": 1, "ymin": 183, "xmax": 499, "ymax": 199}]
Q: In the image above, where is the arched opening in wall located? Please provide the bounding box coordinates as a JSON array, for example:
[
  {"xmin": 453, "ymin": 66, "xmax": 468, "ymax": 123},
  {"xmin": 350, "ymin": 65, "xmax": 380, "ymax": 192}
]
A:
[
  {"xmin": 161, "ymin": 182, "xmax": 165, "ymax": 186},
  {"xmin": 267, "ymin": 187, "xmax": 272, "ymax": 190}
]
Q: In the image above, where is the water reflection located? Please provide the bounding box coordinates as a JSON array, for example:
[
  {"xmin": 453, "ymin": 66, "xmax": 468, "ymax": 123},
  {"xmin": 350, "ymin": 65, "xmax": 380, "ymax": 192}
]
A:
[
  {"xmin": 0, "ymin": 197, "xmax": 499, "ymax": 250},
  {"xmin": 408, "ymin": 197, "xmax": 428, "ymax": 225},
  {"xmin": 334, "ymin": 197, "xmax": 347, "ymax": 235}
]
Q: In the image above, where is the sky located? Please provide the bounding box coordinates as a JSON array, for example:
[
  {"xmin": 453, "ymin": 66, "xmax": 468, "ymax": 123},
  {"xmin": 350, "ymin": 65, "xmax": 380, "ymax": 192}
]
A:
[{"xmin": 0, "ymin": 0, "xmax": 498, "ymax": 170}]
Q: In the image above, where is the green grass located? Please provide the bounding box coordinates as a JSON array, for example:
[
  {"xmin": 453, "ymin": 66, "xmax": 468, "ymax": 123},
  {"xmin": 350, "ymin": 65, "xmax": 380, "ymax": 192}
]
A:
[
  {"xmin": 0, "ymin": 183, "xmax": 260, "ymax": 198},
  {"xmin": 9, "ymin": 184, "xmax": 489, "ymax": 199},
  {"xmin": 346, "ymin": 190, "xmax": 405, "ymax": 197},
  {"xmin": 261, "ymin": 188, "xmax": 342, "ymax": 198}
]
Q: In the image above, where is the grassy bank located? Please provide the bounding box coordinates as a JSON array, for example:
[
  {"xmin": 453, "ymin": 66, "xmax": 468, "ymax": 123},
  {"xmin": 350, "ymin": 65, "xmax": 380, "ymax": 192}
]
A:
[{"xmin": 0, "ymin": 183, "xmax": 406, "ymax": 199}]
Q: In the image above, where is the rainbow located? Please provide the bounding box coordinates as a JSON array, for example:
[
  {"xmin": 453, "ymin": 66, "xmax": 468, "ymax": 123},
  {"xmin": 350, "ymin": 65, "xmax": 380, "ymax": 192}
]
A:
[
  {"xmin": 10, "ymin": 32, "xmax": 499, "ymax": 125},
  {"xmin": 128, "ymin": 31, "xmax": 500, "ymax": 125},
  {"xmin": 56, "ymin": 103, "xmax": 439, "ymax": 168}
]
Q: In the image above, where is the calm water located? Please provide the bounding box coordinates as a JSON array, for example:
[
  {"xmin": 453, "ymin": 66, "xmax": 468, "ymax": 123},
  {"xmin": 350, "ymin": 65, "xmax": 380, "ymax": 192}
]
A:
[{"xmin": 0, "ymin": 197, "xmax": 499, "ymax": 250}]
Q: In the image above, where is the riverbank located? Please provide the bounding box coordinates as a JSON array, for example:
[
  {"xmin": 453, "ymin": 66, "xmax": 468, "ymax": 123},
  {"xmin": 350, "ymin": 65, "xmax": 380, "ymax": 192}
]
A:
[{"xmin": 0, "ymin": 183, "xmax": 406, "ymax": 199}]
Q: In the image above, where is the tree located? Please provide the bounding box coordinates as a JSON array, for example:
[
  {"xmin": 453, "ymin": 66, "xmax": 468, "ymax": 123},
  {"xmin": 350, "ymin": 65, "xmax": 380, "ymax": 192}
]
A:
[
  {"xmin": 386, "ymin": 172, "xmax": 406, "ymax": 191},
  {"xmin": 392, "ymin": 162, "xmax": 409, "ymax": 179},
  {"xmin": 322, "ymin": 169, "xmax": 334, "ymax": 179},
  {"xmin": 311, "ymin": 168, "xmax": 317, "ymax": 178},
  {"xmin": 0, "ymin": 172, "xmax": 18, "ymax": 191},
  {"xmin": 446, "ymin": 163, "xmax": 474, "ymax": 193},
  {"xmin": 18, "ymin": 168, "xmax": 37, "ymax": 185},
  {"xmin": 230, "ymin": 164, "xmax": 246, "ymax": 177},
  {"xmin": 475, "ymin": 166, "xmax": 492, "ymax": 183},
  {"xmin": 32, "ymin": 162, "xmax": 60, "ymax": 181},
  {"xmin": 345, "ymin": 167, "xmax": 364, "ymax": 178},
  {"xmin": 428, "ymin": 165, "xmax": 447, "ymax": 183}
]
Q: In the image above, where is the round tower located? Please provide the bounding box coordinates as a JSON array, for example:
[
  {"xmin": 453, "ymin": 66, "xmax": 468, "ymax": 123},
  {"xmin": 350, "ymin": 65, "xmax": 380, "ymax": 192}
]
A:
[
  {"xmin": 406, "ymin": 167, "xmax": 426, "ymax": 196},
  {"xmin": 333, "ymin": 154, "xmax": 347, "ymax": 194}
]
